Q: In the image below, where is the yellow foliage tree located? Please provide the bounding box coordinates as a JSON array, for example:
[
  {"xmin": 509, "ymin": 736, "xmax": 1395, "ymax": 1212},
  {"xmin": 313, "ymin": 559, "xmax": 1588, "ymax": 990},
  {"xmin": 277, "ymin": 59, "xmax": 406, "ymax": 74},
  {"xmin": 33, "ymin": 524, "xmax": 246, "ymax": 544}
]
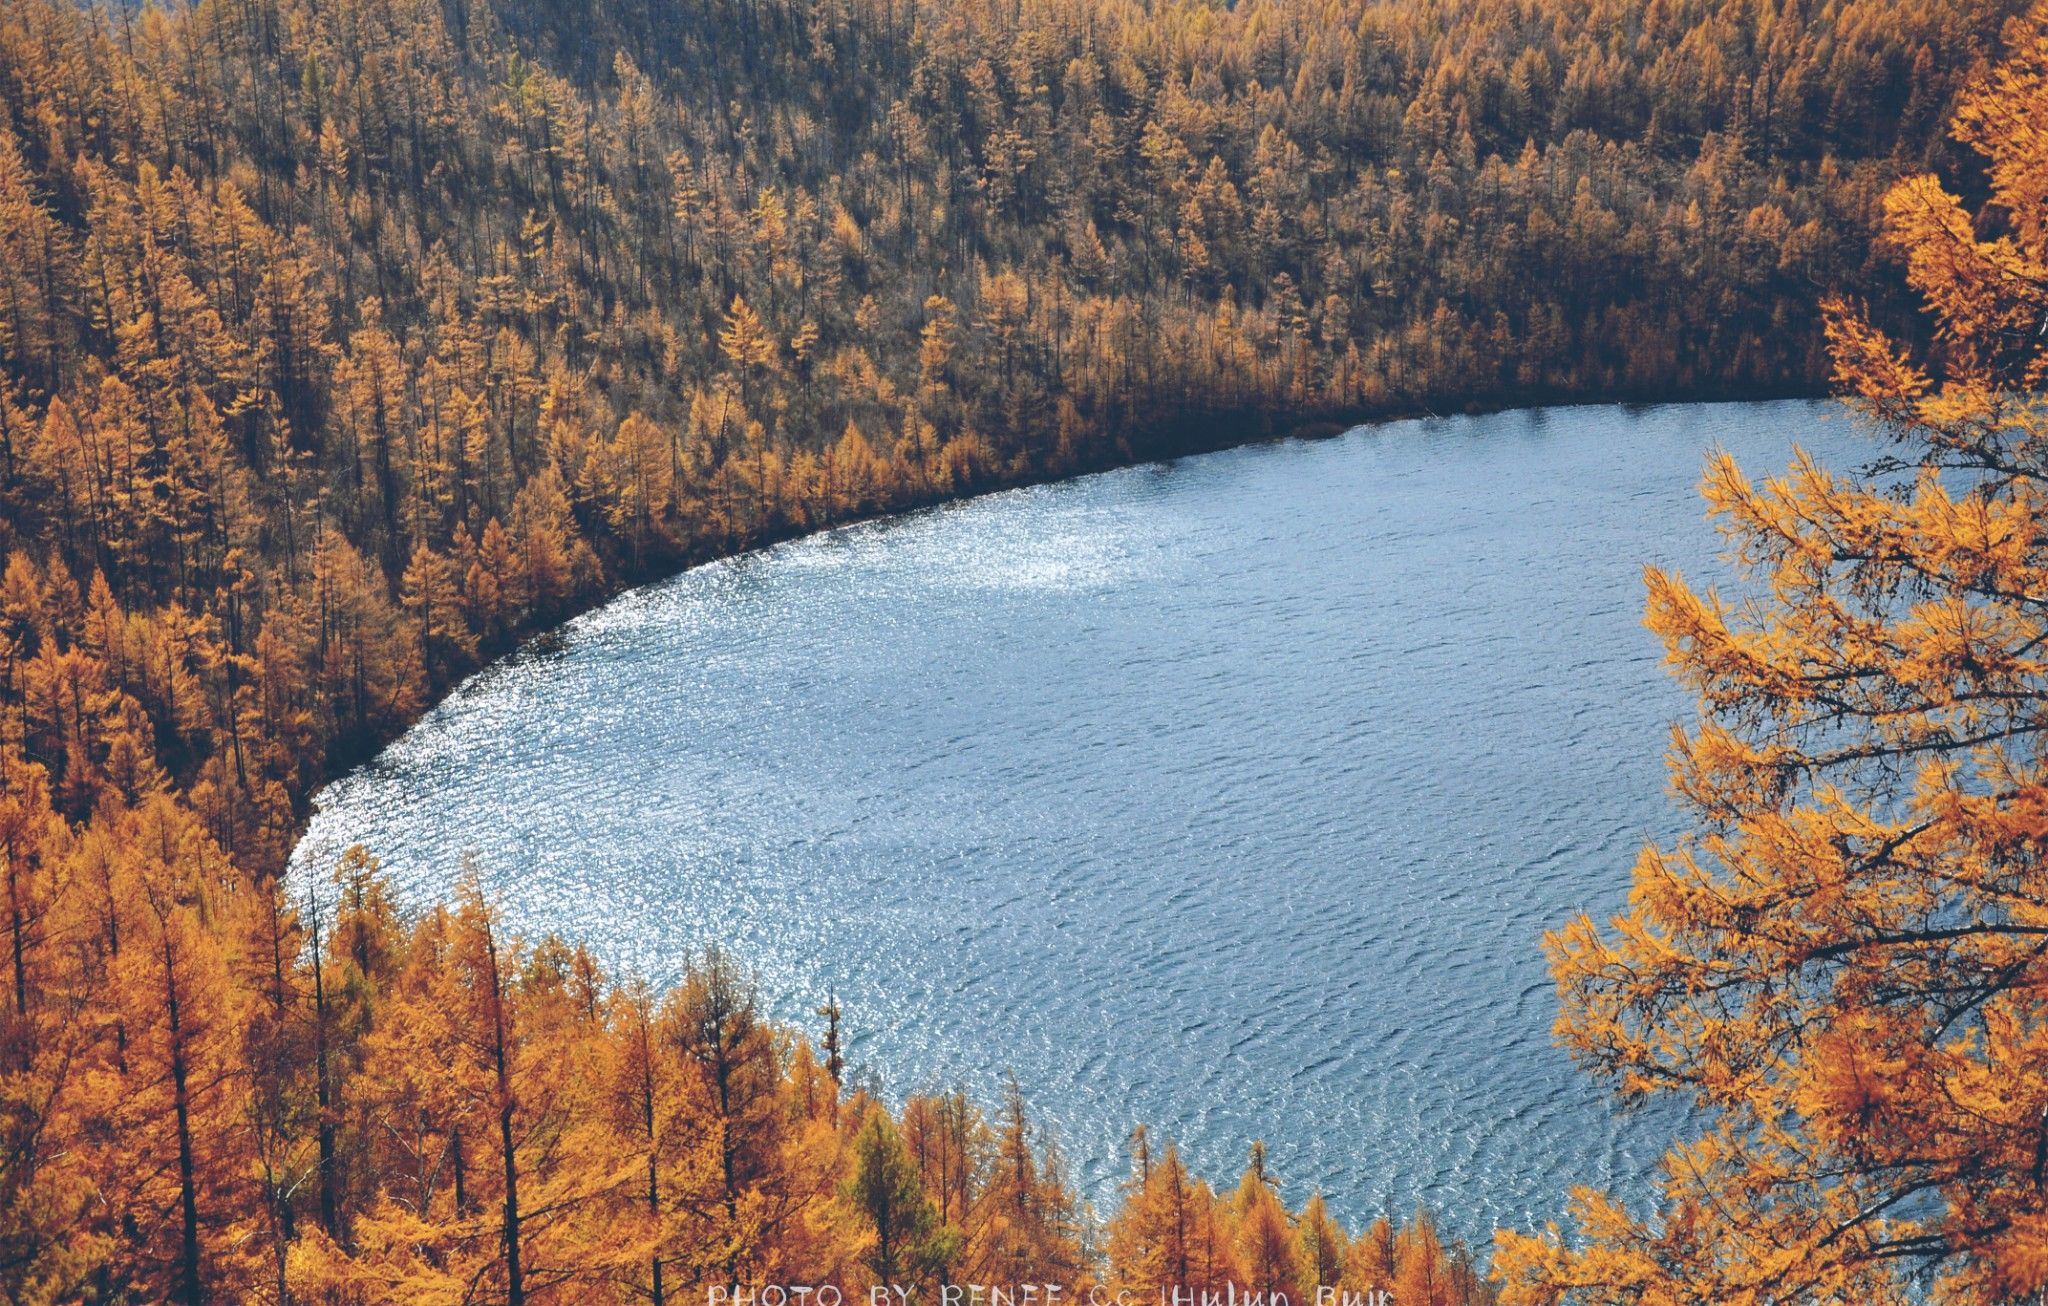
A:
[{"xmin": 1498, "ymin": 21, "xmax": 2048, "ymax": 1304}]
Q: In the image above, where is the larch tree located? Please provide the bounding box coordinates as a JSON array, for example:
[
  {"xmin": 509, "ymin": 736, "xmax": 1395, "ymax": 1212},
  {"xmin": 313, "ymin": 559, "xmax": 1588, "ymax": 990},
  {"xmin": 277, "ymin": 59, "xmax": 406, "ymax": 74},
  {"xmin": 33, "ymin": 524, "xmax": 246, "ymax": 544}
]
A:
[
  {"xmin": 1496, "ymin": 17, "xmax": 2048, "ymax": 1304},
  {"xmin": 668, "ymin": 946, "xmax": 783, "ymax": 1290},
  {"xmin": 87, "ymin": 795, "xmax": 259, "ymax": 1304},
  {"xmin": 1229, "ymin": 1153, "xmax": 1299, "ymax": 1302},
  {"xmin": 1106, "ymin": 1139, "xmax": 1194, "ymax": 1295},
  {"xmin": 608, "ymin": 981, "xmax": 677, "ymax": 1306},
  {"xmin": 719, "ymin": 297, "xmax": 777, "ymax": 401},
  {"xmin": 1298, "ymin": 1193, "xmax": 1348, "ymax": 1295},
  {"xmin": 1345, "ymin": 1215, "xmax": 1398, "ymax": 1296},
  {"xmin": 845, "ymin": 1106, "xmax": 943, "ymax": 1291}
]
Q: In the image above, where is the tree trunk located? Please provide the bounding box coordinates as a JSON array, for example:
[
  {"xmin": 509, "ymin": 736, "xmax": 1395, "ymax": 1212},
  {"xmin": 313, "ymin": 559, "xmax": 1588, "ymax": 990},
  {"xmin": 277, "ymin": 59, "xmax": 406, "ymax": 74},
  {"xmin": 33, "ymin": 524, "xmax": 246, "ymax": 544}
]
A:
[{"xmin": 165, "ymin": 936, "xmax": 203, "ymax": 1306}]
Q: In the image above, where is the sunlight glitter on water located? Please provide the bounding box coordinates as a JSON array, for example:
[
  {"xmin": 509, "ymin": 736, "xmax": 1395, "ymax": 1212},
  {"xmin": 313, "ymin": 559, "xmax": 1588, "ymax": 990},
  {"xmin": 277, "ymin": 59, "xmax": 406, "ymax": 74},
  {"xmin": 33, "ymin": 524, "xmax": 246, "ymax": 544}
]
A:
[{"xmin": 294, "ymin": 401, "xmax": 1864, "ymax": 1243}]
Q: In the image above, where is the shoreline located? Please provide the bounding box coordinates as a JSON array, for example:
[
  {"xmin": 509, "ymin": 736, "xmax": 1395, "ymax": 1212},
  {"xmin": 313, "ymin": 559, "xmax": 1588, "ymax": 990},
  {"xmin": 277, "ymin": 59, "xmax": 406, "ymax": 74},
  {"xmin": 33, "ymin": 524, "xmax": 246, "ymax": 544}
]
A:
[
  {"xmin": 295, "ymin": 385, "xmax": 1833, "ymax": 820},
  {"xmin": 278, "ymin": 393, "xmax": 1824, "ymax": 1242}
]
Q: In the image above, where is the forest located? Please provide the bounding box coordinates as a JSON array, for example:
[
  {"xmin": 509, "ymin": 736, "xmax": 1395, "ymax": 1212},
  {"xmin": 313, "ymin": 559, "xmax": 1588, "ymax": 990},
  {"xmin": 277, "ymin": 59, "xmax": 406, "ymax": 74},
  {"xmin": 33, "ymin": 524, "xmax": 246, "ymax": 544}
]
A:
[{"xmin": 0, "ymin": 0, "xmax": 2044, "ymax": 1295}]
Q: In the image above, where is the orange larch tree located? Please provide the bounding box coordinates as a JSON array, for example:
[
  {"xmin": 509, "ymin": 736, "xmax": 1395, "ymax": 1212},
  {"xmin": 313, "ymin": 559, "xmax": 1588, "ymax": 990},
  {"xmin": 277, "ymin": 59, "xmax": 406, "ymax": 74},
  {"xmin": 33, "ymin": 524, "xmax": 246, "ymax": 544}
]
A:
[{"xmin": 1497, "ymin": 12, "xmax": 2048, "ymax": 1302}]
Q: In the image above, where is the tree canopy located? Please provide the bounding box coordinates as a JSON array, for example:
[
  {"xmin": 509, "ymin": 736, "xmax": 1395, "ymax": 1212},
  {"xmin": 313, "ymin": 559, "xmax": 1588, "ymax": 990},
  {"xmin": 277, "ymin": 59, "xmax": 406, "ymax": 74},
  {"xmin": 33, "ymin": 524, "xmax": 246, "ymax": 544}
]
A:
[{"xmin": 0, "ymin": 0, "xmax": 2036, "ymax": 1297}]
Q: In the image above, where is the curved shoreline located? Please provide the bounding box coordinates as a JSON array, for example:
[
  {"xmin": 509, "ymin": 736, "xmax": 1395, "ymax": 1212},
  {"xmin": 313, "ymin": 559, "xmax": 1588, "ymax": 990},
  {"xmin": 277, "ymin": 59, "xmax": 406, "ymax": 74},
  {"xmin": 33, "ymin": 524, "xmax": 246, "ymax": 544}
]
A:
[
  {"xmin": 295, "ymin": 384, "xmax": 1830, "ymax": 829},
  {"xmin": 292, "ymin": 398, "xmax": 1852, "ymax": 1235}
]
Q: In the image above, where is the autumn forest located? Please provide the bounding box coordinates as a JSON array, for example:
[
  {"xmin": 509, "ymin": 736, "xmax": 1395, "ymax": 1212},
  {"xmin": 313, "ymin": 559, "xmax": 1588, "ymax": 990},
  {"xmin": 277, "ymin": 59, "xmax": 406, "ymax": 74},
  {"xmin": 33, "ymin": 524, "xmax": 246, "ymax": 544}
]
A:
[{"xmin": 1, "ymin": 0, "xmax": 2046, "ymax": 1296}]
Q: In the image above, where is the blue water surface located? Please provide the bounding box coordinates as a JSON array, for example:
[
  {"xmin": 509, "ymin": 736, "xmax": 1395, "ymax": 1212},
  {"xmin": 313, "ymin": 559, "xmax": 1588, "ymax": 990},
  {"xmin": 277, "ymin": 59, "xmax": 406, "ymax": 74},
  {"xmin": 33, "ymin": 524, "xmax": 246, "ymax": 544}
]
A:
[{"xmin": 295, "ymin": 401, "xmax": 1868, "ymax": 1242}]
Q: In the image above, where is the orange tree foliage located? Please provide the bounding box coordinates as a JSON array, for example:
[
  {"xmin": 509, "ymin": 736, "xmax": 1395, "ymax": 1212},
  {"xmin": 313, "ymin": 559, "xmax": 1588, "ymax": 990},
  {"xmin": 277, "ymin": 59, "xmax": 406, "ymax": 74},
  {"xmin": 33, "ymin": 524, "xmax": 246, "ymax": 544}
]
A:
[
  {"xmin": 1495, "ymin": 12, "xmax": 2048, "ymax": 1303},
  {"xmin": 0, "ymin": 0, "xmax": 2017, "ymax": 928},
  {"xmin": 2, "ymin": 0, "xmax": 2009, "ymax": 896},
  {"xmin": 0, "ymin": 0, "xmax": 2023, "ymax": 870},
  {"xmin": 0, "ymin": 0, "xmax": 2032, "ymax": 1295},
  {"xmin": 1097, "ymin": 1129, "xmax": 1499, "ymax": 1301},
  {"xmin": 1102, "ymin": 1131, "xmax": 1493, "ymax": 1306},
  {"xmin": 0, "ymin": 790, "xmax": 1493, "ymax": 1304}
]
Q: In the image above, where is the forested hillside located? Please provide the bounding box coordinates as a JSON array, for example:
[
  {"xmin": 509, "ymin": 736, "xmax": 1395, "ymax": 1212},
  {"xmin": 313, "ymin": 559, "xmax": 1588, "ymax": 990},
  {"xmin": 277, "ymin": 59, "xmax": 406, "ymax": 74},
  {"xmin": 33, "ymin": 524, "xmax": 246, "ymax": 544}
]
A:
[
  {"xmin": 0, "ymin": 0, "xmax": 2031, "ymax": 1297},
  {"xmin": 0, "ymin": 0, "xmax": 2022, "ymax": 846},
  {"xmin": 0, "ymin": 0, "xmax": 2015, "ymax": 876}
]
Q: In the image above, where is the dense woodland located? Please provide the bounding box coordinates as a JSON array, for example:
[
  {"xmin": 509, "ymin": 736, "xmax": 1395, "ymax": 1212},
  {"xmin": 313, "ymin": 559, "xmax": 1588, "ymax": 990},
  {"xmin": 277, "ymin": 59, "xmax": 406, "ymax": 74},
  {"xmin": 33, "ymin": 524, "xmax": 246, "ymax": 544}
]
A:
[
  {"xmin": 0, "ymin": 0, "xmax": 2030, "ymax": 855},
  {"xmin": 0, "ymin": 0, "xmax": 2038, "ymax": 1296}
]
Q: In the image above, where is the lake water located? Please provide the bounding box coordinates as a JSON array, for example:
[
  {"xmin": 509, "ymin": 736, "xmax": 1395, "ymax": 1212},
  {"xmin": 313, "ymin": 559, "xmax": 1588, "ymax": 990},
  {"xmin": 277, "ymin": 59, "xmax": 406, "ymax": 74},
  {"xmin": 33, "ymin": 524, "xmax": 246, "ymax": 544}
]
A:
[{"xmin": 293, "ymin": 400, "xmax": 1867, "ymax": 1243}]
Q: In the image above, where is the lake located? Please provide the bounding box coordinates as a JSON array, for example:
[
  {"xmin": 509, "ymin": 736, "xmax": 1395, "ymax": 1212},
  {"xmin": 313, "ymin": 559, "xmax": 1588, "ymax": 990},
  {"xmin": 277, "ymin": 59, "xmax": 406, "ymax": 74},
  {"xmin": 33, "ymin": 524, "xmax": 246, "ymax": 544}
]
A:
[{"xmin": 292, "ymin": 400, "xmax": 1867, "ymax": 1244}]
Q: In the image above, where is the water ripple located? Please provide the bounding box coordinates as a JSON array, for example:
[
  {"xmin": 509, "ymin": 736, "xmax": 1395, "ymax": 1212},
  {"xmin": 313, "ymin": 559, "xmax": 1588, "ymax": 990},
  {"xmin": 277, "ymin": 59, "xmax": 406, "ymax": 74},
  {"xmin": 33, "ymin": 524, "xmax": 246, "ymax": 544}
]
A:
[{"xmin": 294, "ymin": 401, "xmax": 1862, "ymax": 1246}]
